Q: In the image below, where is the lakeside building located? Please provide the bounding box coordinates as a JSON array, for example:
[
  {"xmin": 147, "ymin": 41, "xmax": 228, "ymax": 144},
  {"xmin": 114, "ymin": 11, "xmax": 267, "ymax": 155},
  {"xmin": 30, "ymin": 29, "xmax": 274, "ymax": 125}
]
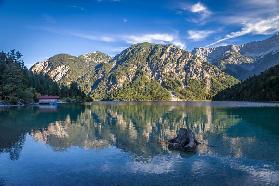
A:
[{"xmin": 38, "ymin": 96, "xmax": 59, "ymax": 105}]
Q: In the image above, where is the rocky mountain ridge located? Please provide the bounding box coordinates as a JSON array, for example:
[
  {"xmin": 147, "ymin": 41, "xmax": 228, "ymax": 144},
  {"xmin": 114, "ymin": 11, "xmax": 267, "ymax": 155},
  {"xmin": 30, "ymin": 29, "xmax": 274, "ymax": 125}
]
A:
[
  {"xmin": 31, "ymin": 52, "xmax": 112, "ymax": 93},
  {"xmin": 31, "ymin": 33, "xmax": 279, "ymax": 100},
  {"xmin": 100, "ymin": 43, "xmax": 237, "ymax": 101},
  {"xmin": 193, "ymin": 32, "xmax": 279, "ymax": 79},
  {"xmin": 31, "ymin": 43, "xmax": 238, "ymax": 100}
]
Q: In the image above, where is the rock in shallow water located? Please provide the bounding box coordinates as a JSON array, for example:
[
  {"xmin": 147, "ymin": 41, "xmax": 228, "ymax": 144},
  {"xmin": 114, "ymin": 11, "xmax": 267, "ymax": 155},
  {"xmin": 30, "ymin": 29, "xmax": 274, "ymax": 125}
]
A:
[{"xmin": 168, "ymin": 128, "xmax": 199, "ymax": 152}]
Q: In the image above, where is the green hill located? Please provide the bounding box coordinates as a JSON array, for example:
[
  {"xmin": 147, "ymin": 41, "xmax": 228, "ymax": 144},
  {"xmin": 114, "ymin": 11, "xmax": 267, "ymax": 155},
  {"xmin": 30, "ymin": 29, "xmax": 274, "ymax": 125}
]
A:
[{"xmin": 214, "ymin": 64, "xmax": 279, "ymax": 101}]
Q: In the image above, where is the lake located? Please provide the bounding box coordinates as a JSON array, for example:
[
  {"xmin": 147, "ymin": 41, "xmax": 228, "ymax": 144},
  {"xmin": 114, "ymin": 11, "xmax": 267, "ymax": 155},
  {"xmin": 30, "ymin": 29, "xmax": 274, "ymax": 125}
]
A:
[{"xmin": 1, "ymin": 102, "xmax": 279, "ymax": 185}]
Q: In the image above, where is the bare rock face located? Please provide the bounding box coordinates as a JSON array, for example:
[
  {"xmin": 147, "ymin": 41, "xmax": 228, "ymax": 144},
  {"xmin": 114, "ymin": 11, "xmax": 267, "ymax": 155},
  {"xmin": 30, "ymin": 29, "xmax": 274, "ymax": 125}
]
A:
[
  {"xmin": 168, "ymin": 128, "xmax": 199, "ymax": 152},
  {"xmin": 30, "ymin": 52, "xmax": 112, "ymax": 93},
  {"xmin": 192, "ymin": 32, "xmax": 279, "ymax": 80},
  {"xmin": 102, "ymin": 43, "xmax": 238, "ymax": 101}
]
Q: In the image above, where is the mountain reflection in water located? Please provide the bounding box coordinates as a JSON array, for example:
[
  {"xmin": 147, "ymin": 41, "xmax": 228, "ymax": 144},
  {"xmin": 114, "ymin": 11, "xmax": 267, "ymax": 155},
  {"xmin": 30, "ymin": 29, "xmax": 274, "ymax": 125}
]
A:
[{"xmin": 1, "ymin": 102, "xmax": 279, "ymax": 185}]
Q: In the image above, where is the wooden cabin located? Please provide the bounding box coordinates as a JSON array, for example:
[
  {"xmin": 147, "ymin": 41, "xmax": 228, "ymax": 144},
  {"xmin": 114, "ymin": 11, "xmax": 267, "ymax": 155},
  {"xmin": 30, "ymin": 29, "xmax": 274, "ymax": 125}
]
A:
[{"xmin": 38, "ymin": 96, "xmax": 59, "ymax": 105}]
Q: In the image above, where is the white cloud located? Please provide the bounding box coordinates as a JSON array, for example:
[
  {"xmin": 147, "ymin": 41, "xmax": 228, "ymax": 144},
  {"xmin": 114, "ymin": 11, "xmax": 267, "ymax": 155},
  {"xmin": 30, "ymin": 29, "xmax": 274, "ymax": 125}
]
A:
[
  {"xmin": 189, "ymin": 2, "xmax": 211, "ymax": 21},
  {"xmin": 123, "ymin": 33, "xmax": 186, "ymax": 49},
  {"xmin": 216, "ymin": 0, "xmax": 278, "ymax": 26},
  {"xmin": 187, "ymin": 30, "xmax": 214, "ymax": 41},
  {"xmin": 245, "ymin": 0, "xmax": 278, "ymax": 6},
  {"xmin": 125, "ymin": 33, "xmax": 174, "ymax": 43},
  {"xmin": 29, "ymin": 26, "xmax": 186, "ymax": 49},
  {"xmin": 69, "ymin": 32, "xmax": 115, "ymax": 42},
  {"xmin": 208, "ymin": 16, "xmax": 279, "ymax": 46},
  {"xmin": 191, "ymin": 2, "xmax": 207, "ymax": 13},
  {"xmin": 71, "ymin": 32, "xmax": 185, "ymax": 48},
  {"xmin": 172, "ymin": 40, "xmax": 186, "ymax": 49}
]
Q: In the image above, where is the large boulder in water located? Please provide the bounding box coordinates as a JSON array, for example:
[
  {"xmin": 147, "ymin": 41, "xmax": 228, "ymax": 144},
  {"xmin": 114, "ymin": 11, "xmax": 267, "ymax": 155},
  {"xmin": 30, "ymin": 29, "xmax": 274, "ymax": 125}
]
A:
[{"xmin": 168, "ymin": 128, "xmax": 198, "ymax": 152}]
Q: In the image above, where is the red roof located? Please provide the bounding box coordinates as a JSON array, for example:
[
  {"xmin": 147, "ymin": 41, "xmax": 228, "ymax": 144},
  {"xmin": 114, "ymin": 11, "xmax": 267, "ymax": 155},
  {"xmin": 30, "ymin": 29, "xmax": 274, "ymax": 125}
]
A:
[{"xmin": 38, "ymin": 96, "xmax": 59, "ymax": 99}]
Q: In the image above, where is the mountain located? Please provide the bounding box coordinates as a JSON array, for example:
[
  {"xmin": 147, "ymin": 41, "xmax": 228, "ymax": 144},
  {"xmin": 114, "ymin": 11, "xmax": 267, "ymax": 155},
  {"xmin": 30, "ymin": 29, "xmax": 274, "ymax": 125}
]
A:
[
  {"xmin": 31, "ymin": 32, "xmax": 279, "ymax": 101},
  {"xmin": 214, "ymin": 64, "xmax": 279, "ymax": 101},
  {"xmin": 91, "ymin": 43, "xmax": 238, "ymax": 101},
  {"xmin": 31, "ymin": 43, "xmax": 238, "ymax": 101},
  {"xmin": 193, "ymin": 32, "xmax": 279, "ymax": 80},
  {"xmin": 31, "ymin": 52, "xmax": 112, "ymax": 94},
  {"xmin": 0, "ymin": 50, "xmax": 88, "ymax": 104}
]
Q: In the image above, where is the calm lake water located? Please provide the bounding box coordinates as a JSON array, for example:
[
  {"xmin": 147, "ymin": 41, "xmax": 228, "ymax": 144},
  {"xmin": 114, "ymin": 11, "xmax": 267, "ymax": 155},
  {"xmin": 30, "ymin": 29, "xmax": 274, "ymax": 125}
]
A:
[{"xmin": 1, "ymin": 102, "xmax": 279, "ymax": 186}]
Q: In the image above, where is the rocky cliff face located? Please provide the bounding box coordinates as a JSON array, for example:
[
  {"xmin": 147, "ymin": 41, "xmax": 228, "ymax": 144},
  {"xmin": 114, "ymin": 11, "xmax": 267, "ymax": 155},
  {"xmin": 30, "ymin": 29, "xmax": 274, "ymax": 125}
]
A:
[
  {"xmin": 91, "ymin": 43, "xmax": 238, "ymax": 100},
  {"xmin": 193, "ymin": 33, "xmax": 279, "ymax": 80},
  {"xmin": 31, "ymin": 52, "xmax": 112, "ymax": 93},
  {"xmin": 31, "ymin": 44, "xmax": 238, "ymax": 101}
]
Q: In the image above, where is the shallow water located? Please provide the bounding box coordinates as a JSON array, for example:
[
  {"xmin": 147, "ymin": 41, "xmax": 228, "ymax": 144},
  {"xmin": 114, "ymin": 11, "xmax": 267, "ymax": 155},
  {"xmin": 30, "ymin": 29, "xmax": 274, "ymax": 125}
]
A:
[{"xmin": 1, "ymin": 102, "xmax": 279, "ymax": 185}]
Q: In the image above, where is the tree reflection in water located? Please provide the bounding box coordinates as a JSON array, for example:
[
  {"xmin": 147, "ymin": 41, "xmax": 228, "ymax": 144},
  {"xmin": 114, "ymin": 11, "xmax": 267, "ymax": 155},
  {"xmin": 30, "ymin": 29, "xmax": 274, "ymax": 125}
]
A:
[{"xmin": 0, "ymin": 102, "xmax": 279, "ymax": 162}]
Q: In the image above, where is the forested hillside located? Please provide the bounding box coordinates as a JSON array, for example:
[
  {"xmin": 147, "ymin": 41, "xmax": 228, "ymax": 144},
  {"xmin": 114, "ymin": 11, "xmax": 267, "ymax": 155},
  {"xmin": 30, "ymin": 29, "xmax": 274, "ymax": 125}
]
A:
[
  {"xmin": 32, "ymin": 43, "xmax": 238, "ymax": 101},
  {"xmin": 214, "ymin": 64, "xmax": 279, "ymax": 101},
  {"xmin": 4, "ymin": 33, "xmax": 279, "ymax": 102},
  {"xmin": 0, "ymin": 50, "xmax": 89, "ymax": 104}
]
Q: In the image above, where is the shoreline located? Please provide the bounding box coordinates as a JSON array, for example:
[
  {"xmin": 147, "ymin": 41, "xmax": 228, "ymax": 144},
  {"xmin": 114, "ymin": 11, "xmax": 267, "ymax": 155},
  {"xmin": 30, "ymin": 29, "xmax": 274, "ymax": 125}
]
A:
[{"xmin": 1, "ymin": 100, "xmax": 279, "ymax": 108}]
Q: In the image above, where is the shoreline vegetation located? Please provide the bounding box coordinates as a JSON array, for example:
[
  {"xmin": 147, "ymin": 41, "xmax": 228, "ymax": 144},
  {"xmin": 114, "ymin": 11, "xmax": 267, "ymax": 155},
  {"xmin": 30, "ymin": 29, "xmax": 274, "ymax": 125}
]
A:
[{"xmin": 0, "ymin": 50, "xmax": 91, "ymax": 105}]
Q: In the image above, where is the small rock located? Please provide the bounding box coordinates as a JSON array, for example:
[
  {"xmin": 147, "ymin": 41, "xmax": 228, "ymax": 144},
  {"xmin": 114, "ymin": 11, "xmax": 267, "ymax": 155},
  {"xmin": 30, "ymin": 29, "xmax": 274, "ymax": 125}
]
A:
[{"xmin": 168, "ymin": 128, "xmax": 199, "ymax": 152}]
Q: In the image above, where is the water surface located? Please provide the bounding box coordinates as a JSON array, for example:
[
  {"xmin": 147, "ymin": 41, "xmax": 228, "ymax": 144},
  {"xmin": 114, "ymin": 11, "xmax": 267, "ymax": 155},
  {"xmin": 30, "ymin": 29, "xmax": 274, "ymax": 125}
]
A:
[{"xmin": 1, "ymin": 102, "xmax": 279, "ymax": 185}]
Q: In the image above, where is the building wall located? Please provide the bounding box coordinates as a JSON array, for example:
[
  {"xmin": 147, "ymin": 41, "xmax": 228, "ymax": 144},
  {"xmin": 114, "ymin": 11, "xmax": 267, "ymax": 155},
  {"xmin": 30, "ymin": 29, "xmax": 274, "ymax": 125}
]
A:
[{"xmin": 39, "ymin": 99, "xmax": 58, "ymax": 104}]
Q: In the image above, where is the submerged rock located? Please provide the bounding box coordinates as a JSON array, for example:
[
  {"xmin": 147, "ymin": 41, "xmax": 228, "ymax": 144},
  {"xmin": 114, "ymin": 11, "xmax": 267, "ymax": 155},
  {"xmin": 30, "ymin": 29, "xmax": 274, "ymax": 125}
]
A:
[{"xmin": 168, "ymin": 128, "xmax": 199, "ymax": 152}]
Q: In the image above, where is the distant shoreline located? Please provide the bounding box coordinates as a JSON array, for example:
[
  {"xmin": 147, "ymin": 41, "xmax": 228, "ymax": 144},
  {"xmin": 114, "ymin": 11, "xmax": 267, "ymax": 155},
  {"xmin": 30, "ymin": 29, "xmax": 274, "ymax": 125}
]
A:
[{"xmin": 1, "ymin": 100, "xmax": 279, "ymax": 108}]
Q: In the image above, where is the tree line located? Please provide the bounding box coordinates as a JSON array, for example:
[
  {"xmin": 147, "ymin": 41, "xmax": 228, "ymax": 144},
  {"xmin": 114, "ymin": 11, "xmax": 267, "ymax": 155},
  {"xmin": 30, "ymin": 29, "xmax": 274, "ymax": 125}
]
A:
[
  {"xmin": 0, "ymin": 50, "xmax": 90, "ymax": 104},
  {"xmin": 213, "ymin": 64, "xmax": 279, "ymax": 101}
]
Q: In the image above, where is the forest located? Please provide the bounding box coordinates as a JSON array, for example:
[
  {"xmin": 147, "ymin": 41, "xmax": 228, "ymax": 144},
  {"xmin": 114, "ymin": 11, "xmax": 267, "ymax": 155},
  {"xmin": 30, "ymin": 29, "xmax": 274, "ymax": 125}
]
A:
[
  {"xmin": 0, "ymin": 50, "xmax": 89, "ymax": 104},
  {"xmin": 214, "ymin": 64, "xmax": 279, "ymax": 101}
]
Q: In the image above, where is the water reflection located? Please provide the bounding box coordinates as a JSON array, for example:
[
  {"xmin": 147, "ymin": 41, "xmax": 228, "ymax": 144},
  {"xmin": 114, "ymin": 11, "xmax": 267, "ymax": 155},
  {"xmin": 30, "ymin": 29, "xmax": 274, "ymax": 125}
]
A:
[
  {"xmin": 1, "ymin": 103, "xmax": 279, "ymax": 162},
  {"xmin": 1, "ymin": 102, "xmax": 279, "ymax": 185},
  {"xmin": 38, "ymin": 104, "xmax": 58, "ymax": 112}
]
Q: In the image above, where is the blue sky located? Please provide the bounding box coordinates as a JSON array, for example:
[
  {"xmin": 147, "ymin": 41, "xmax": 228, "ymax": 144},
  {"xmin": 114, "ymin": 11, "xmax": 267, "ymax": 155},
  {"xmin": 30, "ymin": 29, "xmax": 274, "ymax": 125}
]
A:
[{"xmin": 1, "ymin": 0, "xmax": 279, "ymax": 68}]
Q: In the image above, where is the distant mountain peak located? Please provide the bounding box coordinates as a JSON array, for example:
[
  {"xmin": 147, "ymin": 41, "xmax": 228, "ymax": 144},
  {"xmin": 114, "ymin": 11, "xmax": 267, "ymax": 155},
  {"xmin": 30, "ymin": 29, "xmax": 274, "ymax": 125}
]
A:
[{"xmin": 192, "ymin": 32, "xmax": 279, "ymax": 80}]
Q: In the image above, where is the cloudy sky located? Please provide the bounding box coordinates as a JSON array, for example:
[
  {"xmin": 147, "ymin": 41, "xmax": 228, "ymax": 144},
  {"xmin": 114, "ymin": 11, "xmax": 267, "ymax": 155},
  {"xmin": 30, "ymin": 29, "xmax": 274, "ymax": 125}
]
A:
[{"xmin": 1, "ymin": 0, "xmax": 279, "ymax": 67}]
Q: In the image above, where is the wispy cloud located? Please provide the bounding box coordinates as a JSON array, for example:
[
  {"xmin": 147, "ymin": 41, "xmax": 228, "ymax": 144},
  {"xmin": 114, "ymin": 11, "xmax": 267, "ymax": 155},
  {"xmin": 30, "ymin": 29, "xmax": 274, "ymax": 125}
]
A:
[
  {"xmin": 187, "ymin": 30, "xmax": 214, "ymax": 41},
  {"xmin": 28, "ymin": 26, "xmax": 186, "ymax": 48},
  {"xmin": 214, "ymin": 0, "xmax": 279, "ymax": 26},
  {"xmin": 69, "ymin": 32, "xmax": 185, "ymax": 48},
  {"xmin": 28, "ymin": 26, "xmax": 115, "ymax": 43},
  {"xmin": 244, "ymin": 0, "xmax": 278, "ymax": 6},
  {"xmin": 70, "ymin": 32, "xmax": 115, "ymax": 42},
  {"xmin": 70, "ymin": 5, "xmax": 85, "ymax": 11},
  {"xmin": 123, "ymin": 33, "xmax": 186, "ymax": 49},
  {"xmin": 125, "ymin": 34, "xmax": 174, "ymax": 43},
  {"xmin": 204, "ymin": 0, "xmax": 279, "ymax": 47},
  {"xmin": 208, "ymin": 16, "xmax": 279, "ymax": 46}
]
